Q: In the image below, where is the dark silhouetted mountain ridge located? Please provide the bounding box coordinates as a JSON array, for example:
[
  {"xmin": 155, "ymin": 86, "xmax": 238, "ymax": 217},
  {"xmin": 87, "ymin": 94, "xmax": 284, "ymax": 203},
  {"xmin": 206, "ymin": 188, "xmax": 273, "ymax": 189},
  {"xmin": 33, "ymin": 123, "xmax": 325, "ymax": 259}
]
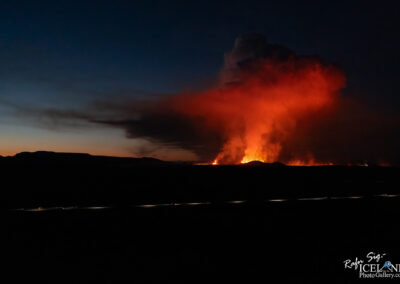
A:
[{"xmin": 1, "ymin": 151, "xmax": 170, "ymax": 167}]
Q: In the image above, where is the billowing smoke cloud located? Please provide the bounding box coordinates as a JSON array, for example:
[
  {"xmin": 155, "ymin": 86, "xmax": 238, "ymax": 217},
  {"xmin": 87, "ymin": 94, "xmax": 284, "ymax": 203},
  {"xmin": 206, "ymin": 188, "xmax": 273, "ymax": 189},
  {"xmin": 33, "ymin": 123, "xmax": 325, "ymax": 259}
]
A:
[
  {"xmin": 104, "ymin": 34, "xmax": 348, "ymax": 164},
  {"xmin": 220, "ymin": 34, "xmax": 295, "ymax": 85}
]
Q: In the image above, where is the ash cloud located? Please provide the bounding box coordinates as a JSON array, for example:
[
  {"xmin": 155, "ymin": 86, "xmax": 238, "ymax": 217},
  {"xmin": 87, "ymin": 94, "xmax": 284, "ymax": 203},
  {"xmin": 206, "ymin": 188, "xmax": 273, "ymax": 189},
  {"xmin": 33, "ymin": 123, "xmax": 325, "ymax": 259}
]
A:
[
  {"xmin": 220, "ymin": 34, "xmax": 295, "ymax": 85},
  {"xmin": 101, "ymin": 34, "xmax": 331, "ymax": 162},
  {"xmin": 95, "ymin": 106, "xmax": 223, "ymax": 160},
  {"xmin": 105, "ymin": 34, "xmax": 399, "ymax": 165}
]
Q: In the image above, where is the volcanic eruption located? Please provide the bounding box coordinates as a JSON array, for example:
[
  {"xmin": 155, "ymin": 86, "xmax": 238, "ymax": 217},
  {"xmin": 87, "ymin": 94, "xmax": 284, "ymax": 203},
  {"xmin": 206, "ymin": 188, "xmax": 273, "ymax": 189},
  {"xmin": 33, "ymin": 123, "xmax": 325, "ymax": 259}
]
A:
[
  {"xmin": 103, "ymin": 34, "xmax": 353, "ymax": 165},
  {"xmin": 166, "ymin": 34, "xmax": 345, "ymax": 164}
]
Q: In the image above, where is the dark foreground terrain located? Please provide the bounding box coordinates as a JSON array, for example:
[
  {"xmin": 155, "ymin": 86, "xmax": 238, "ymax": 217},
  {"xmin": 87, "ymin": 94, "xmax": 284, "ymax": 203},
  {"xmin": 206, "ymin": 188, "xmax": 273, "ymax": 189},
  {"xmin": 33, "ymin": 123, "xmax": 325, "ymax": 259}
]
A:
[{"xmin": 2, "ymin": 152, "xmax": 400, "ymax": 283}]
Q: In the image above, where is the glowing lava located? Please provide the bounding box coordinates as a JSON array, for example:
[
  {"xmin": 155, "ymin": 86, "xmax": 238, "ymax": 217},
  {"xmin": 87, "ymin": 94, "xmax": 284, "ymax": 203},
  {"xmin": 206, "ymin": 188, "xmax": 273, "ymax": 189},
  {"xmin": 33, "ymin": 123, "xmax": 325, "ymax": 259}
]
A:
[{"xmin": 170, "ymin": 57, "xmax": 345, "ymax": 165}]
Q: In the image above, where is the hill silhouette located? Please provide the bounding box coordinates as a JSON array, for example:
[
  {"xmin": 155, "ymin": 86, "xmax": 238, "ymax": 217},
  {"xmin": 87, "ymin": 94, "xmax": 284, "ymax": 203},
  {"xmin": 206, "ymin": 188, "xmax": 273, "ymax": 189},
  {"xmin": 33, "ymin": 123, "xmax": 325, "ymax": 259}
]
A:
[
  {"xmin": 2, "ymin": 151, "xmax": 170, "ymax": 167},
  {"xmin": 241, "ymin": 160, "xmax": 286, "ymax": 167},
  {"xmin": 0, "ymin": 150, "xmax": 398, "ymax": 210}
]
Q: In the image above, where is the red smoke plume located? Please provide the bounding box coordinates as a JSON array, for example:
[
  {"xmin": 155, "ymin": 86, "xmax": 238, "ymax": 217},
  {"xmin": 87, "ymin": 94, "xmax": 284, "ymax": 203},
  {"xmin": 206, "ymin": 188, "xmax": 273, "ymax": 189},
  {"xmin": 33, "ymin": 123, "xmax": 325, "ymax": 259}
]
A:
[
  {"xmin": 166, "ymin": 56, "xmax": 345, "ymax": 165},
  {"xmin": 89, "ymin": 35, "xmax": 398, "ymax": 165}
]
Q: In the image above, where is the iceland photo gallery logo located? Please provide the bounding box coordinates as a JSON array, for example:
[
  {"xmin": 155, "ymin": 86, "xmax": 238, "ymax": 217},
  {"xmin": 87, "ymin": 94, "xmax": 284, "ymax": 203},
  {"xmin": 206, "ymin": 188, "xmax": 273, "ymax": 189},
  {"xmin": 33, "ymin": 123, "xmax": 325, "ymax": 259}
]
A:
[{"xmin": 344, "ymin": 252, "xmax": 400, "ymax": 279}]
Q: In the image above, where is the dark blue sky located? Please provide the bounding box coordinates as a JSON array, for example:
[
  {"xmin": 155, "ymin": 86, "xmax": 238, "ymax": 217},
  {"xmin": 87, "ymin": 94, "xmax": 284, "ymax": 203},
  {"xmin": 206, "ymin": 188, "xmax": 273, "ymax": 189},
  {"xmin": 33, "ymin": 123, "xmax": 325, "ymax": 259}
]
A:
[{"xmin": 1, "ymin": 0, "xmax": 399, "ymax": 157}]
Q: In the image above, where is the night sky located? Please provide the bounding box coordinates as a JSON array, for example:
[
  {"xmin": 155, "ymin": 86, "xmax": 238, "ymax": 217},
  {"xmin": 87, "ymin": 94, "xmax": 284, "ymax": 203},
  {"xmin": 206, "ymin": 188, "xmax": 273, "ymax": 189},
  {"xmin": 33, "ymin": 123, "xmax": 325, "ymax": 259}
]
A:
[{"xmin": 1, "ymin": 1, "xmax": 399, "ymax": 161}]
